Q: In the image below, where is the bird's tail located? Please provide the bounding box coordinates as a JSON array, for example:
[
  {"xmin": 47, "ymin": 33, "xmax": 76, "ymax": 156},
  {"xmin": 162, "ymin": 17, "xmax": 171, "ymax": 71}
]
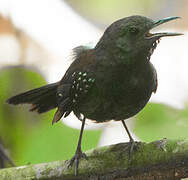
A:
[{"xmin": 6, "ymin": 82, "xmax": 59, "ymax": 113}]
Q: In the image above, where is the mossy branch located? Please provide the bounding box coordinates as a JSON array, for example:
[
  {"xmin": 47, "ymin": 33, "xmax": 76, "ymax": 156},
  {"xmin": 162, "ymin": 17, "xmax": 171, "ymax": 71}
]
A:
[{"xmin": 0, "ymin": 139, "xmax": 188, "ymax": 180}]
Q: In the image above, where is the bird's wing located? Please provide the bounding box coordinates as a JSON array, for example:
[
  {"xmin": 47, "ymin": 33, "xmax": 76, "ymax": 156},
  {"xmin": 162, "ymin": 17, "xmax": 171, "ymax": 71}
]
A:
[
  {"xmin": 53, "ymin": 70, "xmax": 96, "ymax": 124},
  {"xmin": 52, "ymin": 47, "xmax": 96, "ymax": 123}
]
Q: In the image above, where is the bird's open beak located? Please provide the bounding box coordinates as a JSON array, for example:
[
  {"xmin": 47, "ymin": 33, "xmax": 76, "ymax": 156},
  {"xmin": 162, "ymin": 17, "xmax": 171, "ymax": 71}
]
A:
[{"xmin": 146, "ymin": 16, "xmax": 183, "ymax": 39}]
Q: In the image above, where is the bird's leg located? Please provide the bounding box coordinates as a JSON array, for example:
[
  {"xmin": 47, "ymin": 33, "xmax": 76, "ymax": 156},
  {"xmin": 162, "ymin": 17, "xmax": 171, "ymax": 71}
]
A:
[
  {"xmin": 121, "ymin": 120, "xmax": 135, "ymax": 156},
  {"xmin": 68, "ymin": 117, "xmax": 87, "ymax": 175}
]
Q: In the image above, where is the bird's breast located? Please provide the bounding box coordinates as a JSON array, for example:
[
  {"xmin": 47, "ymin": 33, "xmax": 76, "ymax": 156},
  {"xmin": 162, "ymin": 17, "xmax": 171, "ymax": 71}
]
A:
[{"xmin": 77, "ymin": 62, "xmax": 157, "ymax": 122}]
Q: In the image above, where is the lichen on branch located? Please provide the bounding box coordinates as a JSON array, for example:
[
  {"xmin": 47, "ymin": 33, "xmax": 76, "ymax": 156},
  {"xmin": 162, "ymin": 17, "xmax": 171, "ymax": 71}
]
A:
[{"xmin": 0, "ymin": 139, "xmax": 188, "ymax": 180}]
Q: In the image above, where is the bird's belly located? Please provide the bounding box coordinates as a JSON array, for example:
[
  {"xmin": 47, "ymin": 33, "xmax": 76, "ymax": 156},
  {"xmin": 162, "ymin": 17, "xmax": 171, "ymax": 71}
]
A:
[{"xmin": 80, "ymin": 76, "xmax": 154, "ymax": 122}]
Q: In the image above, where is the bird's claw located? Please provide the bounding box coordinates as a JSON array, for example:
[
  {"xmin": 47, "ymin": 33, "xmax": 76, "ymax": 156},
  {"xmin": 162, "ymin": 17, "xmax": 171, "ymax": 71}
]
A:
[
  {"xmin": 129, "ymin": 139, "xmax": 135, "ymax": 156},
  {"xmin": 68, "ymin": 148, "xmax": 87, "ymax": 175},
  {"xmin": 125, "ymin": 139, "xmax": 139, "ymax": 162}
]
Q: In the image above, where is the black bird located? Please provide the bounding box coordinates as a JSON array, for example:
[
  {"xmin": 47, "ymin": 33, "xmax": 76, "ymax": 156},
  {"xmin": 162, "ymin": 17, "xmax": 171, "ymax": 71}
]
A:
[{"xmin": 7, "ymin": 15, "xmax": 182, "ymax": 175}]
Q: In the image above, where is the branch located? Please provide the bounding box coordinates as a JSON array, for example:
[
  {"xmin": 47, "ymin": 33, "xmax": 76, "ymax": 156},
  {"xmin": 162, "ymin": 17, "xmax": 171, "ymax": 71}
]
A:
[{"xmin": 0, "ymin": 139, "xmax": 188, "ymax": 180}]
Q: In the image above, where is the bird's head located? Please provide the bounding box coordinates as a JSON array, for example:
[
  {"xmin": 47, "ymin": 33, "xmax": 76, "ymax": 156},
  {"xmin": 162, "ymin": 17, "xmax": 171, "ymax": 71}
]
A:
[{"xmin": 96, "ymin": 15, "xmax": 182, "ymax": 63}]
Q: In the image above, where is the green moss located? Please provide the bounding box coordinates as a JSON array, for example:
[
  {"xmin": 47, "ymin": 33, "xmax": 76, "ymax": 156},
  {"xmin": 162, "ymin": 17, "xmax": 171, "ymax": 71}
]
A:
[{"xmin": 1, "ymin": 139, "xmax": 188, "ymax": 179}]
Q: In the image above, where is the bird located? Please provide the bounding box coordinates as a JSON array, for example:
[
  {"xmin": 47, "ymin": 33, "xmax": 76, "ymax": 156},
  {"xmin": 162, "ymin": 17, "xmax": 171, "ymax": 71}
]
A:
[{"xmin": 6, "ymin": 15, "xmax": 182, "ymax": 175}]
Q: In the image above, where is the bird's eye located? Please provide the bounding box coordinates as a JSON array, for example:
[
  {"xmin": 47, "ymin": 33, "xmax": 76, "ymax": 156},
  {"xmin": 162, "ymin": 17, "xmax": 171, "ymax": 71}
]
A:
[{"xmin": 129, "ymin": 27, "xmax": 139, "ymax": 34}]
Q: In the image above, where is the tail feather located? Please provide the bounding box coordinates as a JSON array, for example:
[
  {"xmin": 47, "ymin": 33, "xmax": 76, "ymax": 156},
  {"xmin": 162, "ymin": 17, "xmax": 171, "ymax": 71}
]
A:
[{"xmin": 6, "ymin": 82, "xmax": 59, "ymax": 113}]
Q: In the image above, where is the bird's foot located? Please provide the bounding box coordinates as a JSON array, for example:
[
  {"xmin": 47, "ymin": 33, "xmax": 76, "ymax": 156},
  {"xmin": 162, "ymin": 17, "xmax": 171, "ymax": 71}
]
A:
[
  {"xmin": 129, "ymin": 139, "xmax": 135, "ymax": 156},
  {"xmin": 125, "ymin": 139, "xmax": 140, "ymax": 161},
  {"xmin": 125, "ymin": 139, "xmax": 135, "ymax": 158},
  {"xmin": 68, "ymin": 148, "xmax": 87, "ymax": 175}
]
